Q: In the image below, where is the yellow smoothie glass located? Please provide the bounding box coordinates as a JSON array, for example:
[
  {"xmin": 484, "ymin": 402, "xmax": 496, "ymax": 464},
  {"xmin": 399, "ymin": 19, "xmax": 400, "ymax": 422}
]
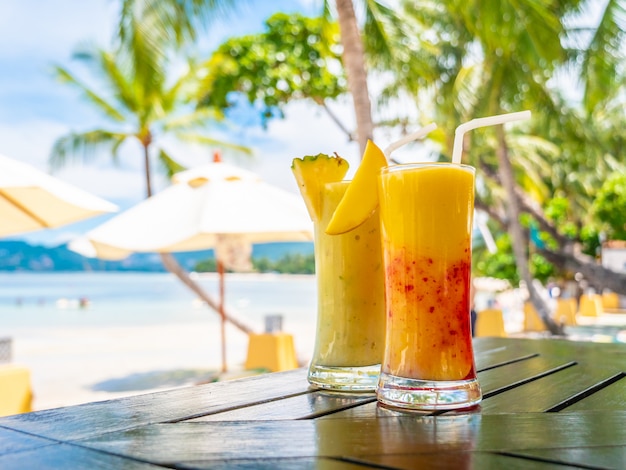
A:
[
  {"xmin": 376, "ymin": 163, "xmax": 482, "ymax": 410},
  {"xmin": 308, "ymin": 181, "xmax": 385, "ymax": 391}
]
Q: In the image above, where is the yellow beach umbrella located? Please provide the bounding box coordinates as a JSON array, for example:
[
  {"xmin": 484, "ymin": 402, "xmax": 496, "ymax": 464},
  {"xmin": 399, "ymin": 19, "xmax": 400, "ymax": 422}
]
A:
[{"xmin": 0, "ymin": 154, "xmax": 118, "ymax": 236}]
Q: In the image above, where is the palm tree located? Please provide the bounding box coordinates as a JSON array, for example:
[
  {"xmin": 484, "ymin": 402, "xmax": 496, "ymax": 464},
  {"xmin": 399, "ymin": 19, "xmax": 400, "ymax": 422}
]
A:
[
  {"xmin": 116, "ymin": 0, "xmax": 408, "ymax": 160},
  {"xmin": 50, "ymin": 44, "xmax": 254, "ymax": 338},
  {"xmin": 333, "ymin": 0, "xmax": 374, "ymax": 155},
  {"xmin": 389, "ymin": 0, "xmax": 626, "ymax": 332},
  {"xmin": 112, "ymin": 0, "xmax": 626, "ymax": 324}
]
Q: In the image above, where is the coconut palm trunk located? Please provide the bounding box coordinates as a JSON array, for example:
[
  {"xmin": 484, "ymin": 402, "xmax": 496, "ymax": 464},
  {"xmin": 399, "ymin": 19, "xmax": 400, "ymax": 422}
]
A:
[
  {"xmin": 495, "ymin": 127, "xmax": 563, "ymax": 335},
  {"xmin": 335, "ymin": 0, "xmax": 374, "ymax": 157}
]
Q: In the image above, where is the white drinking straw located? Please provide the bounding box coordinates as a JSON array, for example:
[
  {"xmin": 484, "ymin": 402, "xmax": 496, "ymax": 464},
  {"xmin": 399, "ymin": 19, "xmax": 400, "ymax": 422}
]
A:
[
  {"xmin": 452, "ymin": 110, "xmax": 531, "ymax": 164},
  {"xmin": 383, "ymin": 123, "xmax": 438, "ymax": 160}
]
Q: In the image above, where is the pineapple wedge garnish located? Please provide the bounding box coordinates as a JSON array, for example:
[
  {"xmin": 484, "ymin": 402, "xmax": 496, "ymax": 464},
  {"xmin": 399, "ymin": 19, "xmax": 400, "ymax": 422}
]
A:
[
  {"xmin": 291, "ymin": 153, "xmax": 349, "ymax": 222},
  {"xmin": 325, "ymin": 140, "xmax": 388, "ymax": 235}
]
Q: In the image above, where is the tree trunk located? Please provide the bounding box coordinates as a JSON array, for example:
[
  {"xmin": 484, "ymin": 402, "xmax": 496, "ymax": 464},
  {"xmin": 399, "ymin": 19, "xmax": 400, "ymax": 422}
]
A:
[
  {"xmin": 335, "ymin": 0, "xmax": 374, "ymax": 157},
  {"xmin": 495, "ymin": 127, "xmax": 564, "ymax": 335},
  {"xmin": 143, "ymin": 141, "xmax": 153, "ymax": 198},
  {"xmin": 538, "ymin": 246, "xmax": 626, "ymax": 295},
  {"xmin": 475, "ymin": 175, "xmax": 626, "ymax": 297},
  {"xmin": 159, "ymin": 252, "xmax": 254, "ymax": 335}
]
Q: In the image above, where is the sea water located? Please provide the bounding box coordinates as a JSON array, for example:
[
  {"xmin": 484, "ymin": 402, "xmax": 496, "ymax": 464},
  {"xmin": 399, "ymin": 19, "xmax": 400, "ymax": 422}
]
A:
[
  {"xmin": 0, "ymin": 272, "xmax": 318, "ymax": 410},
  {"xmin": 0, "ymin": 272, "xmax": 317, "ymax": 331}
]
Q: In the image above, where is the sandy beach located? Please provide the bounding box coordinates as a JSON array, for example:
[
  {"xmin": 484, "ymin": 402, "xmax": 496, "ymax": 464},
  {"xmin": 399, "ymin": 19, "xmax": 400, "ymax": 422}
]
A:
[
  {"xmin": 8, "ymin": 320, "xmax": 316, "ymax": 412},
  {"xmin": 0, "ymin": 271, "xmax": 318, "ymax": 412}
]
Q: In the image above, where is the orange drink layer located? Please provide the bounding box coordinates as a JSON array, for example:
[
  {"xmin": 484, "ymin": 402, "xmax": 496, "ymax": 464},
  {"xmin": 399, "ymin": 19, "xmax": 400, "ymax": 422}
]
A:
[
  {"xmin": 379, "ymin": 164, "xmax": 476, "ymax": 382},
  {"xmin": 312, "ymin": 181, "xmax": 385, "ymax": 368}
]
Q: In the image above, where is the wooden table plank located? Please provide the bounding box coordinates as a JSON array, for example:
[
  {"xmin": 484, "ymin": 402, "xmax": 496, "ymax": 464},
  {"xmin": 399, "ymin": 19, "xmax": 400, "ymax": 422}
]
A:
[
  {"xmin": 0, "ymin": 368, "xmax": 309, "ymax": 441},
  {"xmin": 473, "ymin": 340, "xmax": 540, "ymax": 370},
  {"xmin": 175, "ymin": 457, "xmax": 370, "ymax": 469},
  {"xmin": 560, "ymin": 374, "xmax": 626, "ymax": 412},
  {"xmin": 73, "ymin": 412, "xmax": 626, "ymax": 468},
  {"xmin": 0, "ymin": 426, "xmax": 57, "ymax": 456},
  {"xmin": 0, "ymin": 443, "xmax": 163, "ymax": 469},
  {"xmin": 510, "ymin": 445, "xmax": 626, "ymax": 470},
  {"xmin": 352, "ymin": 451, "xmax": 577, "ymax": 470},
  {"xmin": 477, "ymin": 356, "xmax": 575, "ymax": 397},
  {"xmin": 479, "ymin": 365, "xmax": 625, "ymax": 413},
  {"xmin": 476, "ymin": 337, "xmax": 626, "ymax": 369},
  {"xmin": 165, "ymin": 453, "xmax": 570, "ymax": 469},
  {"xmin": 1, "ymin": 338, "xmax": 625, "ymax": 469},
  {"xmin": 187, "ymin": 390, "xmax": 376, "ymax": 422}
]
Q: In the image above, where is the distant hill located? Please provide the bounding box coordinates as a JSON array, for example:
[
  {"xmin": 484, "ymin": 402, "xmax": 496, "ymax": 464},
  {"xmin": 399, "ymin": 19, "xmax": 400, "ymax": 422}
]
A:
[{"xmin": 0, "ymin": 241, "xmax": 314, "ymax": 272}]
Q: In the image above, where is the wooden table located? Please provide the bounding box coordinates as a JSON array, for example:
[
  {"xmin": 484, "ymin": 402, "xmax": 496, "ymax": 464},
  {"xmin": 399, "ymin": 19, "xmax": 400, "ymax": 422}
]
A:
[{"xmin": 1, "ymin": 337, "xmax": 625, "ymax": 469}]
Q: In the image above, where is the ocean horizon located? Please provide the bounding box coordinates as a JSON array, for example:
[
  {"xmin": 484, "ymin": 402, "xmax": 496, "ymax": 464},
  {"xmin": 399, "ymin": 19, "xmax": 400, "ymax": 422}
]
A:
[
  {"xmin": 0, "ymin": 272, "xmax": 319, "ymax": 411},
  {"xmin": 0, "ymin": 271, "xmax": 317, "ymax": 331}
]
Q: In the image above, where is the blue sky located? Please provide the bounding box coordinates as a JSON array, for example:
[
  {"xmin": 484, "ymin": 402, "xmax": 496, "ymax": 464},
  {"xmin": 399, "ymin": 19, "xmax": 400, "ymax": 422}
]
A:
[{"xmin": 0, "ymin": 0, "xmax": 360, "ymax": 246}]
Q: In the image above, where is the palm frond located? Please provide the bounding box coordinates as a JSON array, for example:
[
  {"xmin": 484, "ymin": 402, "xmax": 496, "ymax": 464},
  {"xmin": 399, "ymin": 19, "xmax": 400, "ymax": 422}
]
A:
[
  {"xmin": 49, "ymin": 131, "xmax": 130, "ymax": 169},
  {"xmin": 162, "ymin": 107, "xmax": 225, "ymax": 132},
  {"xmin": 119, "ymin": 0, "xmax": 241, "ymax": 49},
  {"xmin": 157, "ymin": 148, "xmax": 187, "ymax": 179},
  {"xmin": 95, "ymin": 49, "xmax": 144, "ymax": 115},
  {"xmin": 52, "ymin": 66, "xmax": 127, "ymax": 122},
  {"xmin": 580, "ymin": 0, "xmax": 626, "ymax": 111},
  {"xmin": 160, "ymin": 61, "xmax": 204, "ymax": 110}
]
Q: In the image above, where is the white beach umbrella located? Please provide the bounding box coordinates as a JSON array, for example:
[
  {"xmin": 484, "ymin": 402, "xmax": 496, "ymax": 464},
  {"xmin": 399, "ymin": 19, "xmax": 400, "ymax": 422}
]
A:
[
  {"xmin": 70, "ymin": 159, "xmax": 313, "ymax": 372},
  {"xmin": 71, "ymin": 161, "xmax": 313, "ymax": 260},
  {"xmin": 0, "ymin": 154, "xmax": 118, "ymax": 236}
]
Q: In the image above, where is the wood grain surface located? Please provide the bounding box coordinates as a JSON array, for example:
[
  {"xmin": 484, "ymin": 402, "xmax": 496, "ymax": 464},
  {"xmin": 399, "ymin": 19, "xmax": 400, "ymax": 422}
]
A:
[{"xmin": 0, "ymin": 337, "xmax": 624, "ymax": 469}]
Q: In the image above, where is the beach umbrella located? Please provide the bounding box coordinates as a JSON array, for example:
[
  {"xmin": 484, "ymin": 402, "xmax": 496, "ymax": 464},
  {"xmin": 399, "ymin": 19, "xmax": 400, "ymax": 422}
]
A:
[
  {"xmin": 0, "ymin": 154, "xmax": 118, "ymax": 237},
  {"xmin": 71, "ymin": 161, "xmax": 312, "ymax": 258},
  {"xmin": 70, "ymin": 159, "xmax": 313, "ymax": 372}
]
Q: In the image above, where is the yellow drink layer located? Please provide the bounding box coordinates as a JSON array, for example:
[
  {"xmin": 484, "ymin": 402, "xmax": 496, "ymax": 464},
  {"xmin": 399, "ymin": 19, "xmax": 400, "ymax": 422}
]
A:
[
  {"xmin": 312, "ymin": 181, "xmax": 385, "ymax": 367},
  {"xmin": 379, "ymin": 164, "xmax": 476, "ymax": 381}
]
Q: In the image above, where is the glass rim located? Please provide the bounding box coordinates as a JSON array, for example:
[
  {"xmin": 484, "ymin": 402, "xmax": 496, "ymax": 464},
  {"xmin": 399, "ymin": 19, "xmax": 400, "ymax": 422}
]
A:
[{"xmin": 380, "ymin": 162, "xmax": 475, "ymax": 175}]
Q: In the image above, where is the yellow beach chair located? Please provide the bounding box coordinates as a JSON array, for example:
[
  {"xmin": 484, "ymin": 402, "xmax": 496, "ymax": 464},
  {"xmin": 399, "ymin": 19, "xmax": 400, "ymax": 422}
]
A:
[
  {"xmin": 579, "ymin": 294, "xmax": 603, "ymax": 317},
  {"xmin": 602, "ymin": 292, "xmax": 620, "ymax": 312},
  {"xmin": 474, "ymin": 309, "xmax": 507, "ymax": 337},
  {"xmin": 524, "ymin": 302, "xmax": 548, "ymax": 331},
  {"xmin": 0, "ymin": 365, "xmax": 33, "ymax": 417},
  {"xmin": 553, "ymin": 298, "xmax": 578, "ymax": 326},
  {"xmin": 245, "ymin": 333, "xmax": 299, "ymax": 372}
]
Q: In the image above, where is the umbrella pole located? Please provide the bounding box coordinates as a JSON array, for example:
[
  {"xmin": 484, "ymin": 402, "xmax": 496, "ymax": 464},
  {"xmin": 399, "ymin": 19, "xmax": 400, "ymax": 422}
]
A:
[{"xmin": 217, "ymin": 259, "xmax": 227, "ymax": 374}]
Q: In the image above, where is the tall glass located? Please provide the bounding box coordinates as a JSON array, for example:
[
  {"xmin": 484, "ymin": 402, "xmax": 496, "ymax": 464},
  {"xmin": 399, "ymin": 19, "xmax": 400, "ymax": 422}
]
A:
[
  {"xmin": 376, "ymin": 163, "xmax": 482, "ymax": 410},
  {"xmin": 308, "ymin": 181, "xmax": 385, "ymax": 391}
]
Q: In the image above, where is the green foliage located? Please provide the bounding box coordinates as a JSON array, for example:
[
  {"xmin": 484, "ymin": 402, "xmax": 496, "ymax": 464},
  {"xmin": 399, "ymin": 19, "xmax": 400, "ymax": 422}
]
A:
[
  {"xmin": 50, "ymin": 44, "xmax": 249, "ymax": 187},
  {"xmin": 254, "ymin": 253, "xmax": 315, "ymax": 274},
  {"xmin": 194, "ymin": 253, "xmax": 315, "ymax": 275},
  {"xmin": 108, "ymin": 1, "xmax": 625, "ymax": 291},
  {"xmin": 473, "ymin": 234, "xmax": 520, "ymax": 284},
  {"xmin": 592, "ymin": 172, "xmax": 626, "ymax": 240},
  {"xmin": 544, "ymin": 197, "xmax": 569, "ymax": 225},
  {"xmin": 197, "ymin": 13, "xmax": 345, "ymax": 123},
  {"xmin": 579, "ymin": 225, "xmax": 602, "ymax": 258},
  {"xmin": 529, "ymin": 253, "xmax": 556, "ymax": 283},
  {"xmin": 474, "ymin": 233, "xmax": 556, "ymax": 284},
  {"xmin": 194, "ymin": 258, "xmax": 218, "ymax": 272}
]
